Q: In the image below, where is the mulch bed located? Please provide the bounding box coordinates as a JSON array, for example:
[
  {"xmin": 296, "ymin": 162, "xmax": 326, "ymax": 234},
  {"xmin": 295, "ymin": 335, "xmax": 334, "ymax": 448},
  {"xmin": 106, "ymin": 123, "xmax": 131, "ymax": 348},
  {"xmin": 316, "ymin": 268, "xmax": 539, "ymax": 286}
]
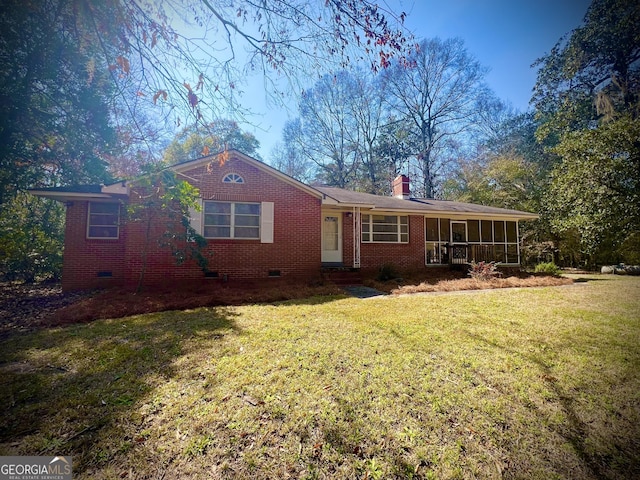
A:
[
  {"xmin": 0, "ymin": 272, "xmax": 574, "ymax": 340},
  {"xmin": 0, "ymin": 280, "xmax": 343, "ymax": 340},
  {"xmin": 0, "ymin": 282, "xmax": 97, "ymax": 340}
]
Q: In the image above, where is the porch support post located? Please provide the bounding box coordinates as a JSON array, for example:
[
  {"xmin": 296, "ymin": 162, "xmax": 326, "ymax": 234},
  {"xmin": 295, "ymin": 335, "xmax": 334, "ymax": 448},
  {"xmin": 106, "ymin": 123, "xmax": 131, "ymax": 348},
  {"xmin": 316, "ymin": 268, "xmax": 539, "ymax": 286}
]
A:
[
  {"xmin": 516, "ymin": 221, "xmax": 521, "ymax": 265},
  {"xmin": 353, "ymin": 206, "xmax": 361, "ymax": 268}
]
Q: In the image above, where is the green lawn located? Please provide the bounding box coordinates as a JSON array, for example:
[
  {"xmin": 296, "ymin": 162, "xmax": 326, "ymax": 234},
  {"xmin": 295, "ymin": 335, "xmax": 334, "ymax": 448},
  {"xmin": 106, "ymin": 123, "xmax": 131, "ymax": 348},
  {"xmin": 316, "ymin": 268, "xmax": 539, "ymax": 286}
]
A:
[{"xmin": 1, "ymin": 275, "xmax": 639, "ymax": 479}]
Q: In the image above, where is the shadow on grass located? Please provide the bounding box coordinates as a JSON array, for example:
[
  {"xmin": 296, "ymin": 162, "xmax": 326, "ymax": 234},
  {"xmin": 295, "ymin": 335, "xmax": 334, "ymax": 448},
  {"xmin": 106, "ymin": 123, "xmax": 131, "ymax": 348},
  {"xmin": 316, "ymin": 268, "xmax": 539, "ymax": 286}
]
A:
[
  {"xmin": 0, "ymin": 307, "xmax": 240, "ymax": 477},
  {"xmin": 464, "ymin": 330, "xmax": 638, "ymax": 480},
  {"xmin": 571, "ymin": 276, "xmax": 612, "ymax": 283}
]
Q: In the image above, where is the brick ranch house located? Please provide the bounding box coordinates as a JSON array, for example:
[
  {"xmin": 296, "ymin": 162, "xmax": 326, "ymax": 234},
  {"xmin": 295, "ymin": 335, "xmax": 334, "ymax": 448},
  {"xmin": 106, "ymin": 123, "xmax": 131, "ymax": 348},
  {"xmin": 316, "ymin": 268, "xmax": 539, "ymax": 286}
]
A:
[{"xmin": 30, "ymin": 149, "xmax": 539, "ymax": 291}]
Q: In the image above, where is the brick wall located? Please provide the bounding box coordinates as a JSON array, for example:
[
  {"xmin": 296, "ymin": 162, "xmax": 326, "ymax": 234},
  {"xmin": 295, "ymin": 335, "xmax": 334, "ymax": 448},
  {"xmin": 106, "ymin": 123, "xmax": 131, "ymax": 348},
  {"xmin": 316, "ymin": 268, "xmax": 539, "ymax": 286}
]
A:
[
  {"xmin": 122, "ymin": 155, "xmax": 322, "ymax": 289},
  {"xmin": 60, "ymin": 155, "xmax": 446, "ymax": 291},
  {"xmin": 62, "ymin": 201, "xmax": 125, "ymax": 291},
  {"xmin": 326, "ymin": 211, "xmax": 427, "ymax": 274},
  {"xmin": 359, "ymin": 215, "xmax": 426, "ymax": 274}
]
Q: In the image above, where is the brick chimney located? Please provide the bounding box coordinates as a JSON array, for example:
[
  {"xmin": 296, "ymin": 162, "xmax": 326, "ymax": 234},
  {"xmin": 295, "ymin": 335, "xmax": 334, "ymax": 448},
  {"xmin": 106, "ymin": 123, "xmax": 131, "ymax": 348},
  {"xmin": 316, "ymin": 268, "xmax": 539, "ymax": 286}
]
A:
[{"xmin": 392, "ymin": 174, "xmax": 410, "ymax": 200}]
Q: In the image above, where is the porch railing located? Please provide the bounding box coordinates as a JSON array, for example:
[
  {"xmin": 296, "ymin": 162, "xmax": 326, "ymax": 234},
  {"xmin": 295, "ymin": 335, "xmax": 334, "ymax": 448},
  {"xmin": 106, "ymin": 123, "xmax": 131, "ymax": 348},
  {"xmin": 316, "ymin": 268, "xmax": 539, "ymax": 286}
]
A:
[{"xmin": 450, "ymin": 244, "xmax": 501, "ymax": 265}]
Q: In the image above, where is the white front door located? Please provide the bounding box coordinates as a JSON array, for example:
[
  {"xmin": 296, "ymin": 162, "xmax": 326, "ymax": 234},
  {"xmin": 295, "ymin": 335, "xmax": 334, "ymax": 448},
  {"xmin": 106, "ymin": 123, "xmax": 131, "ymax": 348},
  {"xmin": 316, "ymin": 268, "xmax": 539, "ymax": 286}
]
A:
[{"xmin": 322, "ymin": 214, "xmax": 342, "ymax": 263}]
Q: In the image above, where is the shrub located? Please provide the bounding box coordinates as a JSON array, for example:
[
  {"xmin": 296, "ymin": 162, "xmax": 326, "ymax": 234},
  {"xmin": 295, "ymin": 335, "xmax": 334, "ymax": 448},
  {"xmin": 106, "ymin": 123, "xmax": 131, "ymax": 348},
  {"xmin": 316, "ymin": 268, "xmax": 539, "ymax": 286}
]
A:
[
  {"xmin": 377, "ymin": 264, "xmax": 398, "ymax": 281},
  {"xmin": 468, "ymin": 261, "xmax": 501, "ymax": 281},
  {"xmin": 534, "ymin": 262, "xmax": 562, "ymax": 276}
]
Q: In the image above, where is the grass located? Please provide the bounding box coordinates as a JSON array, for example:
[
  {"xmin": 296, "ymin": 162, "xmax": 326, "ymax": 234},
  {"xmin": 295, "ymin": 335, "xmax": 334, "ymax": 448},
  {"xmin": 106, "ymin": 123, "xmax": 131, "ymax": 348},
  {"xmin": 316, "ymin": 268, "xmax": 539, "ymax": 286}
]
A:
[
  {"xmin": 1, "ymin": 274, "xmax": 639, "ymax": 479},
  {"xmin": 43, "ymin": 273, "xmax": 570, "ymax": 327}
]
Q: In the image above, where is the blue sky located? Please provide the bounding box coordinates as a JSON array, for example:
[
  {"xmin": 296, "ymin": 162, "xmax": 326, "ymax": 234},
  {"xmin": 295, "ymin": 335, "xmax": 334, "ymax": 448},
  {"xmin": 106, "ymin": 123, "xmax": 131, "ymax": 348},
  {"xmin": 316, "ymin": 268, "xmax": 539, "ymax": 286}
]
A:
[{"xmin": 240, "ymin": 0, "xmax": 592, "ymax": 159}]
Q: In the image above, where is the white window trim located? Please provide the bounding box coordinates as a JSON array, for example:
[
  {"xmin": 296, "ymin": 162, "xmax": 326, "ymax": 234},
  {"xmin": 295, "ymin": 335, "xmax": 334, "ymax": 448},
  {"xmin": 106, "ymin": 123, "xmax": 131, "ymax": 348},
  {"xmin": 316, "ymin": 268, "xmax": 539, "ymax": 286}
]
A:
[
  {"xmin": 86, "ymin": 202, "xmax": 120, "ymax": 240},
  {"xmin": 192, "ymin": 200, "xmax": 274, "ymax": 243},
  {"xmin": 203, "ymin": 201, "xmax": 260, "ymax": 239},
  {"xmin": 362, "ymin": 214, "xmax": 409, "ymax": 243},
  {"xmin": 222, "ymin": 173, "xmax": 244, "ymax": 184}
]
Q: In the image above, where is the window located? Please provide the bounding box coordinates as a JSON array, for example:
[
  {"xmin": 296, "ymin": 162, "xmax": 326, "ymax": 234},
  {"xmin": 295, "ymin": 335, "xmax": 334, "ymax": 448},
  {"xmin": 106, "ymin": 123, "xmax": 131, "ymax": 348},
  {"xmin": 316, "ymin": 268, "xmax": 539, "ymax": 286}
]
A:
[
  {"xmin": 87, "ymin": 202, "xmax": 120, "ymax": 239},
  {"xmin": 362, "ymin": 214, "xmax": 408, "ymax": 243},
  {"xmin": 203, "ymin": 201, "xmax": 260, "ymax": 239},
  {"xmin": 222, "ymin": 173, "xmax": 244, "ymax": 184}
]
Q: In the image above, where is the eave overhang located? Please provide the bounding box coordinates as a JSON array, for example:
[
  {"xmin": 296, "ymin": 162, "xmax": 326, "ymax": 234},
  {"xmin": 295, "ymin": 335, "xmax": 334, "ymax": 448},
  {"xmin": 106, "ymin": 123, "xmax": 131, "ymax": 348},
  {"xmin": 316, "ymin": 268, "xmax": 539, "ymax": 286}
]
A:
[
  {"xmin": 28, "ymin": 181, "xmax": 130, "ymax": 203},
  {"xmin": 318, "ymin": 188, "xmax": 539, "ymax": 222}
]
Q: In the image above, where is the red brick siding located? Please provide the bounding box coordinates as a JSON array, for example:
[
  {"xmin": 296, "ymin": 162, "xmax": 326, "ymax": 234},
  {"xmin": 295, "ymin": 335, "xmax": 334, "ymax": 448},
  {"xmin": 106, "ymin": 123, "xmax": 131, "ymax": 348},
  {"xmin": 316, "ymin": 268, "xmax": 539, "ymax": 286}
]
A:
[
  {"xmin": 359, "ymin": 215, "xmax": 426, "ymax": 274},
  {"xmin": 62, "ymin": 201, "xmax": 125, "ymax": 291},
  {"xmin": 342, "ymin": 212, "xmax": 355, "ymax": 268},
  {"xmin": 121, "ymin": 156, "xmax": 322, "ymax": 289}
]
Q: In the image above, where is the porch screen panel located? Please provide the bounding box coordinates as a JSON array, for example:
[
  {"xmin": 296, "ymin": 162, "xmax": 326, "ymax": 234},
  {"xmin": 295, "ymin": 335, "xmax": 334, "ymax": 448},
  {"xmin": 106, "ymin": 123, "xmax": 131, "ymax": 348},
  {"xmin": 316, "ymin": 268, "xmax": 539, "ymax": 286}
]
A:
[
  {"xmin": 426, "ymin": 218, "xmax": 439, "ymax": 241},
  {"xmin": 507, "ymin": 244, "xmax": 519, "ymax": 263},
  {"xmin": 425, "ymin": 217, "xmax": 449, "ymax": 265},
  {"xmin": 451, "ymin": 222, "xmax": 466, "ymax": 242},
  {"xmin": 439, "ymin": 219, "xmax": 450, "ymax": 242},
  {"xmin": 467, "ymin": 220, "xmax": 484, "ymax": 262},
  {"xmin": 506, "ymin": 222, "xmax": 517, "ymax": 243},
  {"xmin": 506, "ymin": 221, "xmax": 518, "ymax": 263},
  {"xmin": 481, "ymin": 220, "xmax": 493, "ymax": 242},
  {"xmin": 468, "ymin": 220, "xmax": 480, "ymax": 242},
  {"xmin": 494, "ymin": 221, "xmax": 505, "ymax": 242}
]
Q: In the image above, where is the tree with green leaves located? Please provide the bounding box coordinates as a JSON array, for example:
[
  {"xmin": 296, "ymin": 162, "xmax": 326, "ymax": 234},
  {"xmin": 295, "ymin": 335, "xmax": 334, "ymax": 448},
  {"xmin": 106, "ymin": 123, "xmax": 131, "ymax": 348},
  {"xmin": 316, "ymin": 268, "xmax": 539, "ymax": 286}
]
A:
[
  {"xmin": 2, "ymin": 0, "xmax": 415, "ymax": 281},
  {"xmin": 163, "ymin": 120, "xmax": 261, "ymax": 165},
  {"xmin": 442, "ymin": 112, "xmax": 558, "ymax": 265},
  {"xmin": 533, "ymin": 0, "xmax": 639, "ymax": 140},
  {"xmin": 547, "ymin": 116, "xmax": 640, "ymax": 264},
  {"xmin": 126, "ymin": 167, "xmax": 208, "ymax": 292},
  {"xmin": 532, "ymin": 0, "xmax": 640, "ymax": 265},
  {"xmin": 0, "ymin": 0, "xmax": 117, "ymax": 281}
]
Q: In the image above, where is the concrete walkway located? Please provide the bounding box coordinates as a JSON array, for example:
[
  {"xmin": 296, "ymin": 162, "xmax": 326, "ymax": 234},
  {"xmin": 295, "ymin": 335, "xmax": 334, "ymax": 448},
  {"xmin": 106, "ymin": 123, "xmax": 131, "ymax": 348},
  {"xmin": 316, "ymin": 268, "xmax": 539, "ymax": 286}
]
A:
[{"xmin": 342, "ymin": 285, "xmax": 387, "ymax": 298}]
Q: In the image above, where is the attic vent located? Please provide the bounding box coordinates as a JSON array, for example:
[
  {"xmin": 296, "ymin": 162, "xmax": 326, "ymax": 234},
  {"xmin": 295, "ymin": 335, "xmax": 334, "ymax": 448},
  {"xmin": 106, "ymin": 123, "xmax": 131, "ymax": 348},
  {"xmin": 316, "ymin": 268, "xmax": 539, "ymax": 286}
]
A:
[
  {"xmin": 222, "ymin": 173, "xmax": 244, "ymax": 184},
  {"xmin": 268, "ymin": 270, "xmax": 281, "ymax": 277},
  {"xmin": 204, "ymin": 271, "xmax": 219, "ymax": 278},
  {"xmin": 97, "ymin": 271, "xmax": 112, "ymax": 278}
]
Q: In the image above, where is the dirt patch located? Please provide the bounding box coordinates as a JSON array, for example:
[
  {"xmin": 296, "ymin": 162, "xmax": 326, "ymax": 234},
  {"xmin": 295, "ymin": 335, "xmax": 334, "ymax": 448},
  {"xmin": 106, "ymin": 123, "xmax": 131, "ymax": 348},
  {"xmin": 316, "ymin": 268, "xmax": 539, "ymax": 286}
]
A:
[
  {"xmin": 0, "ymin": 282, "xmax": 97, "ymax": 339},
  {"xmin": 0, "ymin": 280, "xmax": 344, "ymax": 338}
]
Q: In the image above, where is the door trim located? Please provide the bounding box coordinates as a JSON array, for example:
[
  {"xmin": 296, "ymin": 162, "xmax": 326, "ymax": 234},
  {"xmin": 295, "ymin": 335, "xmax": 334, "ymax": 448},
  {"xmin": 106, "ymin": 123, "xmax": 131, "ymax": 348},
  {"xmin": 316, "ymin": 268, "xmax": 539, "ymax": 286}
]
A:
[{"xmin": 321, "ymin": 213, "xmax": 343, "ymax": 264}]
